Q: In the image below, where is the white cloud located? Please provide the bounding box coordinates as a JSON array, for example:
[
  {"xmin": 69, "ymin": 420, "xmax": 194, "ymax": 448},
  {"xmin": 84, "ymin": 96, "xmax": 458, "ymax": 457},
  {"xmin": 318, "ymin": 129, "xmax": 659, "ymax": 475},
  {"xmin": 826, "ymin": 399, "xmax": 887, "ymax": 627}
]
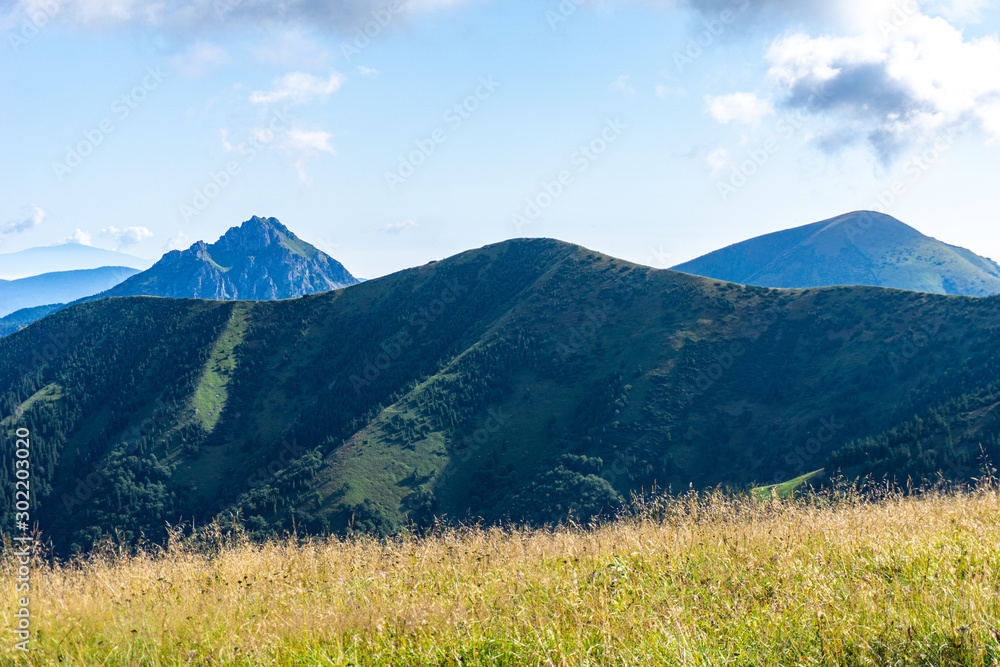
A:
[
  {"xmin": 681, "ymin": 0, "xmax": 1000, "ymax": 161},
  {"xmin": 610, "ymin": 74, "xmax": 636, "ymax": 95},
  {"xmin": 679, "ymin": 0, "xmax": 989, "ymax": 34},
  {"xmin": 284, "ymin": 128, "xmax": 336, "ymax": 154},
  {"xmin": 704, "ymin": 92, "xmax": 774, "ymax": 125},
  {"xmin": 409, "ymin": 0, "xmax": 467, "ymax": 9},
  {"xmin": 250, "ymin": 71, "xmax": 345, "ymax": 105},
  {"xmin": 252, "ymin": 28, "xmax": 334, "ymax": 68},
  {"xmin": 276, "ymin": 128, "xmax": 337, "ymax": 183},
  {"xmin": 704, "ymin": 146, "xmax": 731, "ymax": 177},
  {"xmin": 382, "ymin": 219, "xmax": 418, "ymax": 234},
  {"xmin": 102, "ymin": 226, "xmax": 154, "ymax": 249},
  {"xmin": 928, "ymin": 0, "xmax": 991, "ymax": 23},
  {"xmin": 655, "ymin": 70, "xmax": 686, "ymax": 97},
  {"xmin": 65, "ymin": 229, "xmax": 93, "ymax": 246},
  {"xmin": 170, "ymin": 41, "xmax": 230, "ymax": 76},
  {"xmin": 655, "ymin": 83, "xmax": 687, "ymax": 97},
  {"xmin": 1, "ymin": 204, "xmax": 45, "ymax": 236},
  {"xmin": 763, "ymin": 12, "xmax": 1000, "ymax": 160},
  {"xmin": 165, "ymin": 231, "xmax": 192, "ymax": 251},
  {"xmin": 358, "ymin": 65, "xmax": 380, "ymax": 76},
  {"xmin": 1, "ymin": 0, "xmax": 473, "ymax": 34}
]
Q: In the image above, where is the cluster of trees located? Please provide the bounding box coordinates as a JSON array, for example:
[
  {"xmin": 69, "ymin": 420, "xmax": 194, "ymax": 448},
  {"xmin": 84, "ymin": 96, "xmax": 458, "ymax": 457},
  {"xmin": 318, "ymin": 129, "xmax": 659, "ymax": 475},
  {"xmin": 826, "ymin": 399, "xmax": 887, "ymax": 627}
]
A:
[
  {"xmin": 171, "ymin": 240, "xmax": 581, "ymax": 539},
  {"xmin": 827, "ymin": 383, "xmax": 1000, "ymax": 483},
  {"xmin": 3, "ymin": 240, "xmax": 1000, "ymax": 552},
  {"xmin": 0, "ymin": 299, "xmax": 235, "ymax": 553}
]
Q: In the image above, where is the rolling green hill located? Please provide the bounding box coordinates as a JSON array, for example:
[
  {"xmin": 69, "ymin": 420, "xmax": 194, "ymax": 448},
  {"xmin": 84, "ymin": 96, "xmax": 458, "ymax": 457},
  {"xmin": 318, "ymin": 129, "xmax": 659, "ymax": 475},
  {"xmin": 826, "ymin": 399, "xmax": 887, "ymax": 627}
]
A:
[
  {"xmin": 2, "ymin": 238, "xmax": 999, "ymax": 553},
  {"xmin": 672, "ymin": 211, "xmax": 1000, "ymax": 296}
]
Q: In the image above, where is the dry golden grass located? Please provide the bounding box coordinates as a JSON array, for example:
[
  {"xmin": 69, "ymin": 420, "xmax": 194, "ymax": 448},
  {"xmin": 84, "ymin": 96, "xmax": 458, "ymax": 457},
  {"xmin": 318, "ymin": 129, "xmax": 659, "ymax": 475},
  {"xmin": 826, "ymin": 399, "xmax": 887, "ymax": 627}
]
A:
[{"xmin": 3, "ymin": 486, "xmax": 1000, "ymax": 666}]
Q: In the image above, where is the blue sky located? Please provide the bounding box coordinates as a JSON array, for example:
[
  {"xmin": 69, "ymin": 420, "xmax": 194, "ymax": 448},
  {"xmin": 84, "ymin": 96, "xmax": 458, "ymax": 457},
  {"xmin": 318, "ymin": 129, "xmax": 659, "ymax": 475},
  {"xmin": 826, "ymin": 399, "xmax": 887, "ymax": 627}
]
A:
[{"xmin": 1, "ymin": 0, "xmax": 999, "ymax": 279}]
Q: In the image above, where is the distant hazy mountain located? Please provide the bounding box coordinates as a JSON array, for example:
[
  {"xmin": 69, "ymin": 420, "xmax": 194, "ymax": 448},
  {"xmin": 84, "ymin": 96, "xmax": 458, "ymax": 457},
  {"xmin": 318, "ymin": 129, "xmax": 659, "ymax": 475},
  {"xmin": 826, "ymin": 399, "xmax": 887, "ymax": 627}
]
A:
[
  {"xmin": 671, "ymin": 211, "xmax": 1000, "ymax": 297},
  {"xmin": 0, "ymin": 266, "xmax": 140, "ymax": 317},
  {"xmin": 0, "ymin": 244, "xmax": 152, "ymax": 280},
  {"xmin": 0, "ymin": 217, "xmax": 359, "ymax": 337}
]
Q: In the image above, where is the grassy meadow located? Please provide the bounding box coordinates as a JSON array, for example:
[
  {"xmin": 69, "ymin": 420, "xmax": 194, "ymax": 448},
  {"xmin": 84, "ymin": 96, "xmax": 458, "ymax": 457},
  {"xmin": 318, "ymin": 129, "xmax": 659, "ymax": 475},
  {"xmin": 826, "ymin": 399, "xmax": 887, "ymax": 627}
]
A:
[{"xmin": 3, "ymin": 483, "xmax": 1000, "ymax": 666}]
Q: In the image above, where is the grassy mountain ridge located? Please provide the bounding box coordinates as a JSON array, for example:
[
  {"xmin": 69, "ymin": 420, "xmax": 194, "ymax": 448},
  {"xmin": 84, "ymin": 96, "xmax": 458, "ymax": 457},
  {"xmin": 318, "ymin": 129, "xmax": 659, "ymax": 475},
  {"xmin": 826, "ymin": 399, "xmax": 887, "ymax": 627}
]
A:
[
  {"xmin": 2, "ymin": 238, "xmax": 1000, "ymax": 551},
  {"xmin": 672, "ymin": 211, "xmax": 1000, "ymax": 296}
]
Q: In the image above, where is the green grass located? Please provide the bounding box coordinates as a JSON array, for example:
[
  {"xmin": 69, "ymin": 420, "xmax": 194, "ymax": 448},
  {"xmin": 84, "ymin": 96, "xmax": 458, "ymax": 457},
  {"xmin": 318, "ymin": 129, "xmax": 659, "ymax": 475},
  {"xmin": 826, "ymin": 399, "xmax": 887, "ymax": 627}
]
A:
[
  {"xmin": 0, "ymin": 382, "xmax": 62, "ymax": 428},
  {"xmin": 278, "ymin": 233, "xmax": 318, "ymax": 259},
  {"xmin": 752, "ymin": 469, "xmax": 826, "ymax": 500},
  {"xmin": 4, "ymin": 484, "xmax": 999, "ymax": 666},
  {"xmin": 189, "ymin": 304, "xmax": 249, "ymax": 432}
]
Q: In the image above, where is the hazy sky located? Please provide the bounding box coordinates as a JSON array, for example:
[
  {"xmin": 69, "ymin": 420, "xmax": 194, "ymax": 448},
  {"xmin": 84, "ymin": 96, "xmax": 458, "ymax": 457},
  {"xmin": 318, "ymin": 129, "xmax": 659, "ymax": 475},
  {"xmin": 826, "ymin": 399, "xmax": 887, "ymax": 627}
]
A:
[{"xmin": 2, "ymin": 0, "xmax": 999, "ymax": 278}]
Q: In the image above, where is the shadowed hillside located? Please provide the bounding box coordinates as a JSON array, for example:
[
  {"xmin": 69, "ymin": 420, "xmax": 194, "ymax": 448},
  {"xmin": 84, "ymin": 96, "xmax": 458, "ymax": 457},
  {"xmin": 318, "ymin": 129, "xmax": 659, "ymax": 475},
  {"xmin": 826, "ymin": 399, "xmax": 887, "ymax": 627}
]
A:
[{"xmin": 2, "ymin": 238, "xmax": 1000, "ymax": 552}]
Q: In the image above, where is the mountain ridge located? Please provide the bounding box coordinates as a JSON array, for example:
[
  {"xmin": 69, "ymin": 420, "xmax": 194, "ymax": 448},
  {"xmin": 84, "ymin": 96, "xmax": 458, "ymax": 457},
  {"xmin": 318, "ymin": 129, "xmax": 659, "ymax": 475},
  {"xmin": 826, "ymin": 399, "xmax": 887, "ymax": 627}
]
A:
[
  {"xmin": 0, "ymin": 266, "xmax": 140, "ymax": 317},
  {"xmin": 672, "ymin": 211, "xmax": 1000, "ymax": 296},
  {"xmin": 3, "ymin": 237, "xmax": 999, "ymax": 553},
  {"xmin": 100, "ymin": 216, "xmax": 358, "ymax": 300},
  {"xmin": 0, "ymin": 244, "xmax": 152, "ymax": 280},
  {"xmin": 0, "ymin": 216, "xmax": 359, "ymax": 335}
]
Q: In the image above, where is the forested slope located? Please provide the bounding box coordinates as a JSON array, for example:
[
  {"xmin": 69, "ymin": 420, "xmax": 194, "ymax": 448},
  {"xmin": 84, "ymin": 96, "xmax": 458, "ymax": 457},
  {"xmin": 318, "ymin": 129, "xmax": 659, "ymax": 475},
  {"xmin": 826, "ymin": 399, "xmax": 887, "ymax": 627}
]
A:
[{"xmin": 2, "ymin": 238, "xmax": 999, "ymax": 552}]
